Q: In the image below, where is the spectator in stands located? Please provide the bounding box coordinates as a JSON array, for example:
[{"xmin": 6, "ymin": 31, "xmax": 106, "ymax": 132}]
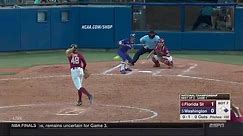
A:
[
  {"xmin": 212, "ymin": 0, "xmax": 235, "ymax": 30},
  {"xmin": 192, "ymin": 6, "xmax": 214, "ymax": 30},
  {"xmin": 0, "ymin": 0, "xmax": 5, "ymax": 6}
]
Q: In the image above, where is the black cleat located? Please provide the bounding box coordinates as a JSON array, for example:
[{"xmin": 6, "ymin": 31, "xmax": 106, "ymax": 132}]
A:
[
  {"xmin": 120, "ymin": 70, "xmax": 126, "ymax": 74},
  {"xmin": 125, "ymin": 68, "xmax": 132, "ymax": 71}
]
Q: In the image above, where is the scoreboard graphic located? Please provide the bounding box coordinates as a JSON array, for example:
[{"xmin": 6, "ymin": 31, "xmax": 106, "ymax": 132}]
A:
[{"xmin": 180, "ymin": 94, "xmax": 230, "ymax": 120}]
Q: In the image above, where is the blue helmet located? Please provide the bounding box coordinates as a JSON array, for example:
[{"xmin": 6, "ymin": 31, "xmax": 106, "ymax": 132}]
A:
[{"xmin": 130, "ymin": 33, "xmax": 135, "ymax": 38}]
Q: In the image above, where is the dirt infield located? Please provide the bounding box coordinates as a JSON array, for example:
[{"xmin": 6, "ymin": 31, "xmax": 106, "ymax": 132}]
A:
[{"xmin": 0, "ymin": 58, "xmax": 243, "ymax": 122}]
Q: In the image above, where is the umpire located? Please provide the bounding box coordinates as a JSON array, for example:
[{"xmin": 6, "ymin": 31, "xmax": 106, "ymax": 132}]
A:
[{"xmin": 130, "ymin": 30, "xmax": 160, "ymax": 66}]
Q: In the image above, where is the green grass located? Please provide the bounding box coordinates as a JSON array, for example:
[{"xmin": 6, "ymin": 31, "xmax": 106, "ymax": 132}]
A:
[
  {"xmin": 0, "ymin": 50, "xmax": 243, "ymax": 68},
  {"xmin": 0, "ymin": 72, "xmax": 16, "ymax": 76},
  {"xmin": 173, "ymin": 51, "xmax": 243, "ymax": 65},
  {"xmin": 0, "ymin": 50, "xmax": 118, "ymax": 68}
]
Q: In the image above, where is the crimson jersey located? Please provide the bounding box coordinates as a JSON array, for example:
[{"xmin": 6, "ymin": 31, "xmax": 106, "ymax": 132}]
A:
[
  {"xmin": 228, "ymin": 110, "xmax": 243, "ymax": 123},
  {"xmin": 68, "ymin": 52, "xmax": 86, "ymax": 69},
  {"xmin": 154, "ymin": 44, "xmax": 170, "ymax": 56}
]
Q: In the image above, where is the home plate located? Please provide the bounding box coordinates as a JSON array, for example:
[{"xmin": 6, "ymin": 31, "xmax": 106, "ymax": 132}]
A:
[{"xmin": 138, "ymin": 71, "xmax": 153, "ymax": 73}]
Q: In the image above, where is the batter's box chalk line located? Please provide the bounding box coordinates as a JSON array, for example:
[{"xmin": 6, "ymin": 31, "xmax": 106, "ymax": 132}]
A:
[
  {"xmin": 101, "ymin": 64, "xmax": 168, "ymax": 76},
  {"xmin": 177, "ymin": 63, "xmax": 198, "ymax": 76}
]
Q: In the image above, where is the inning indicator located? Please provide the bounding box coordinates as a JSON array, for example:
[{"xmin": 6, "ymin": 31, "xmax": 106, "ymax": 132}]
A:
[{"xmin": 180, "ymin": 94, "xmax": 230, "ymax": 120}]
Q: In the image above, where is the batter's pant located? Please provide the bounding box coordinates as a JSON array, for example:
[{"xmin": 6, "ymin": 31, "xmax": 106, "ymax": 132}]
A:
[
  {"xmin": 117, "ymin": 50, "xmax": 132, "ymax": 63},
  {"xmin": 132, "ymin": 47, "xmax": 153, "ymax": 64}
]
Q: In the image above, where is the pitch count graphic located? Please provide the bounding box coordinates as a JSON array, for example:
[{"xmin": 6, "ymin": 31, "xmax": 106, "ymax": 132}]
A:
[{"xmin": 180, "ymin": 94, "xmax": 230, "ymax": 120}]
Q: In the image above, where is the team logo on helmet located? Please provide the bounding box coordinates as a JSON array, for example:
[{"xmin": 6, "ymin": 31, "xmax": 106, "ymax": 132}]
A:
[
  {"xmin": 130, "ymin": 33, "xmax": 135, "ymax": 37},
  {"xmin": 70, "ymin": 44, "xmax": 78, "ymax": 49}
]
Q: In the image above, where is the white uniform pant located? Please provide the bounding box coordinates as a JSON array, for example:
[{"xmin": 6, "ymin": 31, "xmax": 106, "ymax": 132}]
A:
[
  {"xmin": 71, "ymin": 67, "xmax": 84, "ymax": 90},
  {"xmin": 154, "ymin": 55, "xmax": 173, "ymax": 62}
]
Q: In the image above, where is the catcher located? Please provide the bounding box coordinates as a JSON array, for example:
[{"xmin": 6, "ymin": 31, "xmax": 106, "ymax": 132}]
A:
[
  {"xmin": 66, "ymin": 44, "xmax": 93, "ymax": 106},
  {"xmin": 149, "ymin": 39, "xmax": 173, "ymax": 68}
]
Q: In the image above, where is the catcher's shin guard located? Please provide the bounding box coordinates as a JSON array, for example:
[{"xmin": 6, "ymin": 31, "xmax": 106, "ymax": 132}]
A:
[
  {"xmin": 152, "ymin": 56, "xmax": 160, "ymax": 67},
  {"xmin": 163, "ymin": 60, "xmax": 173, "ymax": 68}
]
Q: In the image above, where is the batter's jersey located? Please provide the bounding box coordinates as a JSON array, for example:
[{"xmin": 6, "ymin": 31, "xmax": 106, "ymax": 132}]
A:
[
  {"xmin": 140, "ymin": 35, "xmax": 160, "ymax": 49},
  {"xmin": 68, "ymin": 52, "xmax": 86, "ymax": 69},
  {"xmin": 118, "ymin": 38, "xmax": 134, "ymax": 52}
]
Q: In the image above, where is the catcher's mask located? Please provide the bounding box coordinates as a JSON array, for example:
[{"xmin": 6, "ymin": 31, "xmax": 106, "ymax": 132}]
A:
[
  {"xmin": 158, "ymin": 39, "xmax": 165, "ymax": 48},
  {"xmin": 148, "ymin": 31, "xmax": 156, "ymax": 39}
]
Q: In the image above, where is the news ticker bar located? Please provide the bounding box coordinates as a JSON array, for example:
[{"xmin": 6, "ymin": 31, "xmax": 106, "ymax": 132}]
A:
[
  {"xmin": 1, "ymin": 123, "xmax": 242, "ymax": 136},
  {"xmin": 10, "ymin": 123, "xmax": 203, "ymax": 129},
  {"xmin": 180, "ymin": 94, "xmax": 230, "ymax": 100}
]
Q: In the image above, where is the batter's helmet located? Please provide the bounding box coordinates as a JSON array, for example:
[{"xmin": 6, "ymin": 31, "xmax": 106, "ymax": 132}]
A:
[{"xmin": 130, "ymin": 33, "xmax": 135, "ymax": 38}]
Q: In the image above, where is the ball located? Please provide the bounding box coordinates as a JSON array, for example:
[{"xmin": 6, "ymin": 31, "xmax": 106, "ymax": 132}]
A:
[{"xmin": 113, "ymin": 55, "xmax": 120, "ymax": 60}]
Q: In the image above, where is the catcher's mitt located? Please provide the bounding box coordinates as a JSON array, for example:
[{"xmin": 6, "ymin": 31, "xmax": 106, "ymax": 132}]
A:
[{"xmin": 83, "ymin": 69, "xmax": 90, "ymax": 79}]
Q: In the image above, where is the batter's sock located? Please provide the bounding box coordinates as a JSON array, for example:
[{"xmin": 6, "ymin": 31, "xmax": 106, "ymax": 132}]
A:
[
  {"xmin": 78, "ymin": 89, "xmax": 83, "ymax": 102},
  {"xmin": 120, "ymin": 62, "xmax": 125, "ymax": 71},
  {"xmin": 79, "ymin": 87, "xmax": 91, "ymax": 97}
]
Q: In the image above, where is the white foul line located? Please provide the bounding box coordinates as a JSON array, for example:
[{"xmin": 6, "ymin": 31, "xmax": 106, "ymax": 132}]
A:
[
  {"xmin": 101, "ymin": 64, "xmax": 121, "ymax": 75},
  {"xmin": 177, "ymin": 63, "xmax": 198, "ymax": 76},
  {"xmin": 177, "ymin": 75, "xmax": 243, "ymax": 85},
  {"xmin": 152, "ymin": 69, "xmax": 164, "ymax": 76},
  {"xmin": 0, "ymin": 63, "xmax": 242, "ymax": 86},
  {"xmin": 0, "ymin": 75, "xmax": 70, "ymax": 81},
  {"xmin": 138, "ymin": 71, "xmax": 153, "ymax": 73},
  {"xmin": 126, "ymin": 69, "xmax": 137, "ymax": 75},
  {"xmin": 0, "ymin": 104, "xmax": 39, "ymax": 109}
]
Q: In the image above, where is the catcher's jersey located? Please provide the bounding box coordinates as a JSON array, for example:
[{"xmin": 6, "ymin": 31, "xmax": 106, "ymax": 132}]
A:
[
  {"xmin": 68, "ymin": 52, "xmax": 86, "ymax": 69},
  {"xmin": 155, "ymin": 44, "xmax": 170, "ymax": 56},
  {"xmin": 118, "ymin": 38, "xmax": 134, "ymax": 52}
]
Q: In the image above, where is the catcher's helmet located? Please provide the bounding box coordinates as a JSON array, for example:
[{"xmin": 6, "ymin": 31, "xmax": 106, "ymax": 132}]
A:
[
  {"xmin": 158, "ymin": 38, "xmax": 165, "ymax": 43},
  {"xmin": 70, "ymin": 44, "xmax": 78, "ymax": 49}
]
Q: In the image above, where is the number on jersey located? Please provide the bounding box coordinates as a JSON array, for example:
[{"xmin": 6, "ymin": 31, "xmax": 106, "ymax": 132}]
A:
[{"xmin": 71, "ymin": 56, "xmax": 80, "ymax": 64}]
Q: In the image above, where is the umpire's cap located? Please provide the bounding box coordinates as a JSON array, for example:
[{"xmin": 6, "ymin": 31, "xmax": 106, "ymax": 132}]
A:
[
  {"xmin": 148, "ymin": 30, "xmax": 156, "ymax": 39},
  {"xmin": 149, "ymin": 30, "xmax": 156, "ymax": 34}
]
